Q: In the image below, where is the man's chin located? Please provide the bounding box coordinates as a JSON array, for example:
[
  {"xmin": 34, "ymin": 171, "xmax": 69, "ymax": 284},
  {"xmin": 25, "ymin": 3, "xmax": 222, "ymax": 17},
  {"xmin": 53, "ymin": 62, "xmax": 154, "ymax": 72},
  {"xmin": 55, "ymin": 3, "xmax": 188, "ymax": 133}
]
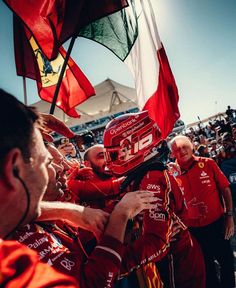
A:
[{"xmin": 180, "ymin": 155, "xmax": 190, "ymax": 161}]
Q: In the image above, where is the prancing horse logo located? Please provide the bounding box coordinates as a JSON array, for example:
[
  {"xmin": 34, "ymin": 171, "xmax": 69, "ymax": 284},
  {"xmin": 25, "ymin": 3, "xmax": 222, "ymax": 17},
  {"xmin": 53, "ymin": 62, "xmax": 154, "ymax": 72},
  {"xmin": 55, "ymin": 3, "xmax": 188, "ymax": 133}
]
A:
[{"xmin": 29, "ymin": 36, "xmax": 66, "ymax": 87}]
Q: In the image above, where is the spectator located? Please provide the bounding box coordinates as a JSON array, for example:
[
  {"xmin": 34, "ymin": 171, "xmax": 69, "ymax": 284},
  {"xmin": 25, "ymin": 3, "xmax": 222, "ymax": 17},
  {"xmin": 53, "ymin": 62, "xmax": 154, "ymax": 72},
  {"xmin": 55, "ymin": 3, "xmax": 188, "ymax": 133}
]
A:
[
  {"xmin": 170, "ymin": 135, "xmax": 235, "ymax": 288},
  {"xmin": 197, "ymin": 144, "xmax": 210, "ymax": 158},
  {"xmin": 226, "ymin": 105, "xmax": 236, "ymax": 122},
  {"xmin": 232, "ymin": 124, "xmax": 236, "ymax": 141},
  {"xmin": 199, "ymin": 134, "xmax": 209, "ymax": 146},
  {"xmin": 221, "ymin": 132, "xmax": 236, "ymax": 161},
  {"xmin": 57, "ymin": 138, "xmax": 78, "ymax": 159}
]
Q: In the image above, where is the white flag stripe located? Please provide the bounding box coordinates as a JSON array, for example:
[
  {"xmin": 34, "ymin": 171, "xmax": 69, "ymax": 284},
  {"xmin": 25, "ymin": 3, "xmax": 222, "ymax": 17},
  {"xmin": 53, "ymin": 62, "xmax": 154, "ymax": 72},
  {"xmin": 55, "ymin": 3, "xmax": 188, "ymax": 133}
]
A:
[{"xmin": 124, "ymin": 0, "xmax": 162, "ymax": 109}]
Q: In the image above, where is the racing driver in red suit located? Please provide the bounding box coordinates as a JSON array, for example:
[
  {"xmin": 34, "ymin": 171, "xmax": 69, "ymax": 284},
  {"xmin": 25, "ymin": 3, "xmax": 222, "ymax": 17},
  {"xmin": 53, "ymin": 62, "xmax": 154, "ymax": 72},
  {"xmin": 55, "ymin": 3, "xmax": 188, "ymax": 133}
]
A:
[{"xmin": 103, "ymin": 110, "xmax": 206, "ymax": 288}]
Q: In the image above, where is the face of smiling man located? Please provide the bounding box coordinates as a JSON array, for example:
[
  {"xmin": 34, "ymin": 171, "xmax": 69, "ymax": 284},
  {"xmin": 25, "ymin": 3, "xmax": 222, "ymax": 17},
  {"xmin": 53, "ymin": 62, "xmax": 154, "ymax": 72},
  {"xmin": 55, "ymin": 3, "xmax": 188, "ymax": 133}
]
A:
[{"xmin": 170, "ymin": 136, "xmax": 194, "ymax": 166}]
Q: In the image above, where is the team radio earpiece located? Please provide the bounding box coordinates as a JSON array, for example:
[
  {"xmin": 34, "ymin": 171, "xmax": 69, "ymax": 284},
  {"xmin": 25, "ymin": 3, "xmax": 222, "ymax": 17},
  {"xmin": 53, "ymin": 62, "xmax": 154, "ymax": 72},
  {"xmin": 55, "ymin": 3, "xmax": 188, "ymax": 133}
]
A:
[
  {"xmin": 13, "ymin": 166, "xmax": 19, "ymax": 178},
  {"xmin": 4, "ymin": 165, "xmax": 30, "ymax": 239}
]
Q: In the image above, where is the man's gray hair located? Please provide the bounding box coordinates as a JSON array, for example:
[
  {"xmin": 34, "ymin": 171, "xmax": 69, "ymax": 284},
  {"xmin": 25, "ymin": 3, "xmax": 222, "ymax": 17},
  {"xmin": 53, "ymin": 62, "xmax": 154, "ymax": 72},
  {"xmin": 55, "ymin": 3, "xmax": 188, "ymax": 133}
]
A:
[{"xmin": 169, "ymin": 135, "xmax": 193, "ymax": 151}]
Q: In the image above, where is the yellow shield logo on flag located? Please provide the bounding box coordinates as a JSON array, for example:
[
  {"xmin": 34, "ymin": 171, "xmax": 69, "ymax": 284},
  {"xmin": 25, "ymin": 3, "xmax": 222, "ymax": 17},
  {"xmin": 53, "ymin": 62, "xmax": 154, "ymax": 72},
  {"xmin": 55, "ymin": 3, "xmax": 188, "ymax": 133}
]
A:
[{"xmin": 29, "ymin": 37, "xmax": 67, "ymax": 88}]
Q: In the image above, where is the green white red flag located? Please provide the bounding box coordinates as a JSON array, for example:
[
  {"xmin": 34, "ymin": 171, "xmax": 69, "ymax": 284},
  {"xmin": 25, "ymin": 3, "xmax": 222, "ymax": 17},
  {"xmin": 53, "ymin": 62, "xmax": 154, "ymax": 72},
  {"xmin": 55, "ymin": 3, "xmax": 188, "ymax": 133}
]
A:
[{"xmin": 78, "ymin": 0, "xmax": 180, "ymax": 138}]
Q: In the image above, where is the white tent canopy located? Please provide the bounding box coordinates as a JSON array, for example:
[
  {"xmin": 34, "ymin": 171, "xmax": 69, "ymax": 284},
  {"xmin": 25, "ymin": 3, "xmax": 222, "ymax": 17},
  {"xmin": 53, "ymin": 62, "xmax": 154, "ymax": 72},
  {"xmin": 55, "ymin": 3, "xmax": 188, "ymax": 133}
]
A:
[{"xmin": 32, "ymin": 78, "xmax": 138, "ymax": 127}]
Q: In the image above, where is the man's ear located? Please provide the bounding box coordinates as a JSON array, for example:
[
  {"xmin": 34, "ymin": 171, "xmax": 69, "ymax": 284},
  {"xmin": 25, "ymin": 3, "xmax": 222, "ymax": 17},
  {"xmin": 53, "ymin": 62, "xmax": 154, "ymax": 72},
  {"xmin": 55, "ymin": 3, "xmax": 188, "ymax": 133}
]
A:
[
  {"xmin": 0, "ymin": 148, "xmax": 24, "ymax": 189},
  {"xmin": 84, "ymin": 160, "xmax": 91, "ymax": 168}
]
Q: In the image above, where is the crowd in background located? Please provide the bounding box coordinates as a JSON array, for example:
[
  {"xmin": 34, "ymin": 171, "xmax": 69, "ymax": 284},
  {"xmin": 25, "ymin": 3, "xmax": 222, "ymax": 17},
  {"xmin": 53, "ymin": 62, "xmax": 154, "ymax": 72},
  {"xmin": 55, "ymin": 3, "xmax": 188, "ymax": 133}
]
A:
[
  {"xmin": 180, "ymin": 112, "xmax": 236, "ymax": 167},
  {"xmin": 56, "ymin": 105, "xmax": 236, "ymax": 174}
]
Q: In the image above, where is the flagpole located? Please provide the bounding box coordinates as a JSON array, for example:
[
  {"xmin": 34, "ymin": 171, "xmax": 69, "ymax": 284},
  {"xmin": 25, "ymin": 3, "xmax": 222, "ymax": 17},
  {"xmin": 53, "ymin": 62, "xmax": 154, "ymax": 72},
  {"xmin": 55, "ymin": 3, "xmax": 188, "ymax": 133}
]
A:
[
  {"xmin": 23, "ymin": 76, "xmax": 27, "ymax": 105},
  {"xmin": 49, "ymin": 0, "xmax": 85, "ymax": 116},
  {"xmin": 49, "ymin": 35, "xmax": 76, "ymax": 115}
]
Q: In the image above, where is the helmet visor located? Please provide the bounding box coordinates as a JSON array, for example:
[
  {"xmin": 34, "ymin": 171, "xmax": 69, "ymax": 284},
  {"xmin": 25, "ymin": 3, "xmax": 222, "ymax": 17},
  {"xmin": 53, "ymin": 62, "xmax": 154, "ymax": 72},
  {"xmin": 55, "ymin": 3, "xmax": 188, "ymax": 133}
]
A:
[{"xmin": 104, "ymin": 146, "xmax": 132, "ymax": 165}]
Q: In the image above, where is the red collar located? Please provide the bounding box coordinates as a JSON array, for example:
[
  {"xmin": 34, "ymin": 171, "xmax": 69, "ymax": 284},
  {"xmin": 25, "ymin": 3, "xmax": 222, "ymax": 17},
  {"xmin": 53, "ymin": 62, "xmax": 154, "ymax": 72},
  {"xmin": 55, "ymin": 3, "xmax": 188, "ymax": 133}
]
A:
[{"xmin": 177, "ymin": 156, "xmax": 198, "ymax": 174}]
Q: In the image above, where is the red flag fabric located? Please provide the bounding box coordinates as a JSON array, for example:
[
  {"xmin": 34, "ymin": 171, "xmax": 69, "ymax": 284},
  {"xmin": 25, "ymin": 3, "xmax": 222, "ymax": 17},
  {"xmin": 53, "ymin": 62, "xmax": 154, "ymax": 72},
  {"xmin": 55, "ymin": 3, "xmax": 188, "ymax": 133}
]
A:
[
  {"xmin": 5, "ymin": 0, "xmax": 128, "ymax": 60},
  {"xmin": 142, "ymin": 47, "xmax": 180, "ymax": 139},
  {"xmin": 14, "ymin": 16, "xmax": 95, "ymax": 118}
]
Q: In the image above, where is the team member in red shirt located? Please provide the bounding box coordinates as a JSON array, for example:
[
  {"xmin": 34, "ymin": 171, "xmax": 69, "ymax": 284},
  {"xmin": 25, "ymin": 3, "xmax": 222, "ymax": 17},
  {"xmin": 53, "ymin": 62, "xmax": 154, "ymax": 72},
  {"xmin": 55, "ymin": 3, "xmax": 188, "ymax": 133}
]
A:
[
  {"xmin": 170, "ymin": 135, "xmax": 235, "ymax": 288},
  {"xmin": 67, "ymin": 144, "xmax": 124, "ymax": 209}
]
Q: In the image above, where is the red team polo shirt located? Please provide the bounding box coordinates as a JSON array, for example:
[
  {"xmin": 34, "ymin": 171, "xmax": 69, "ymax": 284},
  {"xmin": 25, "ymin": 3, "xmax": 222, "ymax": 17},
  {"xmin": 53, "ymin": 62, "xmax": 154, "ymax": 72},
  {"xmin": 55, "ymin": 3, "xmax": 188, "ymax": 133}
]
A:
[{"xmin": 175, "ymin": 156, "xmax": 230, "ymax": 227}]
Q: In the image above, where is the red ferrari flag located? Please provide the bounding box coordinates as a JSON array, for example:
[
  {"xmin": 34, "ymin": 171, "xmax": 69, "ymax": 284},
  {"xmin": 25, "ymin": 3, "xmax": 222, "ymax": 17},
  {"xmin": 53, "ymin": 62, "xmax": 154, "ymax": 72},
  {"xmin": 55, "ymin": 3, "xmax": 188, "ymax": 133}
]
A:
[
  {"xmin": 14, "ymin": 17, "xmax": 95, "ymax": 118},
  {"xmin": 5, "ymin": 0, "xmax": 128, "ymax": 60}
]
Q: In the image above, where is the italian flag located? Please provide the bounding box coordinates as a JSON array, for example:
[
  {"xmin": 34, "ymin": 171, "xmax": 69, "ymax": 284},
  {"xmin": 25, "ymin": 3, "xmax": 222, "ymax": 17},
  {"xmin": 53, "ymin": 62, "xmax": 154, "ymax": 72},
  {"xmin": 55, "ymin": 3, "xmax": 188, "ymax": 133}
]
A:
[{"xmin": 79, "ymin": 0, "xmax": 180, "ymax": 138}]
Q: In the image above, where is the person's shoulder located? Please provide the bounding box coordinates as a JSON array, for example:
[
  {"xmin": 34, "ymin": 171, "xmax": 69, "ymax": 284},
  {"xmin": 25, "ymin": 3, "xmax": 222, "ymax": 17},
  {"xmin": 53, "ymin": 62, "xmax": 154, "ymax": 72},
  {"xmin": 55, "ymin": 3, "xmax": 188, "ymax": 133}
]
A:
[
  {"xmin": 197, "ymin": 156, "xmax": 214, "ymax": 163},
  {"xmin": 194, "ymin": 156, "xmax": 216, "ymax": 169},
  {"xmin": 0, "ymin": 238, "xmax": 33, "ymax": 253},
  {"xmin": 0, "ymin": 239, "xmax": 77, "ymax": 287}
]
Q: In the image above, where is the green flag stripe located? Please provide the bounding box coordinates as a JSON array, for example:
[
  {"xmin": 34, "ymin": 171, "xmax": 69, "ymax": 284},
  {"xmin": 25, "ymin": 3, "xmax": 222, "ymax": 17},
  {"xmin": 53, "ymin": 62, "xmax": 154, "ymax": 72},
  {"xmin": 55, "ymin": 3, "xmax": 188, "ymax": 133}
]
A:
[{"xmin": 78, "ymin": 0, "xmax": 138, "ymax": 61}]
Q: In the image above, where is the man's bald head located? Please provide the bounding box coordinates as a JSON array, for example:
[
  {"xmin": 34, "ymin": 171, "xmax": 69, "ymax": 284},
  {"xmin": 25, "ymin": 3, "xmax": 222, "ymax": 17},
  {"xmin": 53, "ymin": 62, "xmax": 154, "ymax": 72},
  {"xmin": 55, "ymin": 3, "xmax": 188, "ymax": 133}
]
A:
[
  {"xmin": 84, "ymin": 144, "xmax": 104, "ymax": 162},
  {"xmin": 83, "ymin": 144, "xmax": 112, "ymax": 178}
]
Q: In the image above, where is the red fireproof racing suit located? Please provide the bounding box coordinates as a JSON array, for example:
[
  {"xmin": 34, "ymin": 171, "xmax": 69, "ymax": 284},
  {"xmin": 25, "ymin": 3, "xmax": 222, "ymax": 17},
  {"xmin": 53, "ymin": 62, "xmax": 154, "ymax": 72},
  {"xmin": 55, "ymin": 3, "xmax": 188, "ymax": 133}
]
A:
[{"xmin": 127, "ymin": 169, "xmax": 206, "ymax": 288}]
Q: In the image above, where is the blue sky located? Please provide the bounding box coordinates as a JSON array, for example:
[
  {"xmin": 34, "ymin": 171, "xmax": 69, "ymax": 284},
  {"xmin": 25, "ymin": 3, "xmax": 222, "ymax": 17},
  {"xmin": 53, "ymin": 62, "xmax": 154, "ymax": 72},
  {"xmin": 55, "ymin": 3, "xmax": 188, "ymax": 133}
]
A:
[{"xmin": 0, "ymin": 0, "xmax": 235, "ymax": 125}]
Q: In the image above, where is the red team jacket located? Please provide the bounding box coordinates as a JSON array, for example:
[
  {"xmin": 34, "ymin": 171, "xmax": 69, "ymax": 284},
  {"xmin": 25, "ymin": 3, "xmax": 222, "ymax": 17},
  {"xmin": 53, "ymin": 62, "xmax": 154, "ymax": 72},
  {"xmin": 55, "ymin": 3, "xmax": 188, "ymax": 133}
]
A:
[
  {"xmin": 175, "ymin": 156, "xmax": 230, "ymax": 227},
  {"xmin": 67, "ymin": 168, "xmax": 122, "ymax": 209}
]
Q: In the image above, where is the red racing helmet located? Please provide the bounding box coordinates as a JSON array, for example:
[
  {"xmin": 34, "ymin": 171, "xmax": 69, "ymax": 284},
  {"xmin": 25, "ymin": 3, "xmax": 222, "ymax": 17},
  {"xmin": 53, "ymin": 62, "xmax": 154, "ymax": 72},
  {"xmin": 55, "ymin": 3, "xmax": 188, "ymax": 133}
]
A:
[{"xmin": 103, "ymin": 111, "xmax": 162, "ymax": 176}]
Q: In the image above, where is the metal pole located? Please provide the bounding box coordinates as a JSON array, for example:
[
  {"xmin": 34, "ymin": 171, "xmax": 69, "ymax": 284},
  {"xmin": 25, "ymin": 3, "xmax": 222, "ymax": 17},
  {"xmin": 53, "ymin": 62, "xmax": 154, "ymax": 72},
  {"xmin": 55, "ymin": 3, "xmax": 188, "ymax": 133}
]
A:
[{"xmin": 49, "ymin": 35, "xmax": 76, "ymax": 115}]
